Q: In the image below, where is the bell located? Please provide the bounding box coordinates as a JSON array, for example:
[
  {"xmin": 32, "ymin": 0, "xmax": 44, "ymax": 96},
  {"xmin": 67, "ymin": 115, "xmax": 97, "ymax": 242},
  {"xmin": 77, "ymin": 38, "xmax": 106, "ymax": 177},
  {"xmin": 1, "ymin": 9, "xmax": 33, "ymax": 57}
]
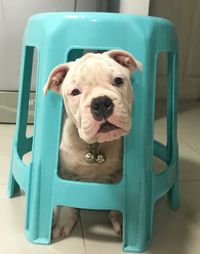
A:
[
  {"xmin": 85, "ymin": 152, "xmax": 95, "ymax": 163},
  {"xmin": 95, "ymin": 153, "xmax": 106, "ymax": 164}
]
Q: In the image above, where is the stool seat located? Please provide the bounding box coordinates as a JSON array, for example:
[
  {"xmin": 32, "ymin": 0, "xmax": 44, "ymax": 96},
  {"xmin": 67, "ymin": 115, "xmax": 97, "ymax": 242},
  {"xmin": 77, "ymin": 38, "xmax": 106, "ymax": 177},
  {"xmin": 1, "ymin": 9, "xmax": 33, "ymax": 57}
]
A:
[{"xmin": 8, "ymin": 12, "xmax": 179, "ymax": 252}]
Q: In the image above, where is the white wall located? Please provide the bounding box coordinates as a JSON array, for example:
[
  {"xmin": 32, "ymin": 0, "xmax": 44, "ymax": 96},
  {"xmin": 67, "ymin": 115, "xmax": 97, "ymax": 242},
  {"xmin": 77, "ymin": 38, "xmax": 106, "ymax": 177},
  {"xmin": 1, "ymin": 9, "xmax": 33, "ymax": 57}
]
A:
[{"xmin": 120, "ymin": 0, "xmax": 150, "ymax": 15}]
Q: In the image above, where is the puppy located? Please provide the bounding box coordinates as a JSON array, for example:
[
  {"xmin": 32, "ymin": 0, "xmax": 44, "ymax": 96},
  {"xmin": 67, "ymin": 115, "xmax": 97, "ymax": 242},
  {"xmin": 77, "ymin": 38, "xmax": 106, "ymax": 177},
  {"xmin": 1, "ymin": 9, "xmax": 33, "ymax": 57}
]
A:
[{"xmin": 43, "ymin": 50, "xmax": 142, "ymax": 239}]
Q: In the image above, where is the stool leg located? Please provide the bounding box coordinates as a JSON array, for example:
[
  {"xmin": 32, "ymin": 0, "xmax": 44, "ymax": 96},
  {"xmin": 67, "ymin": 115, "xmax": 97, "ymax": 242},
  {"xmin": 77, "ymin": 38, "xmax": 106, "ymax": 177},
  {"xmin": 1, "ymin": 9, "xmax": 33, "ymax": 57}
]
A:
[
  {"xmin": 24, "ymin": 48, "xmax": 65, "ymax": 243},
  {"xmin": 25, "ymin": 48, "xmax": 85, "ymax": 243},
  {"xmin": 122, "ymin": 50, "xmax": 158, "ymax": 251},
  {"xmin": 123, "ymin": 136, "xmax": 153, "ymax": 252},
  {"xmin": 8, "ymin": 46, "xmax": 34, "ymax": 197},
  {"xmin": 168, "ymin": 172, "xmax": 179, "ymax": 210},
  {"xmin": 123, "ymin": 196, "xmax": 153, "ymax": 252},
  {"xmin": 7, "ymin": 159, "xmax": 20, "ymax": 198}
]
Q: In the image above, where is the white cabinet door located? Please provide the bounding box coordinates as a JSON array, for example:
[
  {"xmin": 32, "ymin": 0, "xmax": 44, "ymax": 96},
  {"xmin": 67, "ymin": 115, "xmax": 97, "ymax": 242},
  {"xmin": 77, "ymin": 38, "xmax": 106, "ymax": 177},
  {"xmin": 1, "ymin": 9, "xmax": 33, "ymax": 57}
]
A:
[
  {"xmin": 0, "ymin": 0, "xmax": 102, "ymax": 122},
  {"xmin": 120, "ymin": 0, "xmax": 150, "ymax": 15},
  {"xmin": 0, "ymin": 0, "xmax": 105, "ymax": 91},
  {"xmin": 0, "ymin": 0, "xmax": 75, "ymax": 91}
]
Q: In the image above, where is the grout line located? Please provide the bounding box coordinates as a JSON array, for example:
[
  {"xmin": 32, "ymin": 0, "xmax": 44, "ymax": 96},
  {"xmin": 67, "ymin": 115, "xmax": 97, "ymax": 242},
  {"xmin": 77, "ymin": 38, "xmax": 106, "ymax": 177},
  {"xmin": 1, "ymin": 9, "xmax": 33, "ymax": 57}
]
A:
[
  {"xmin": 155, "ymin": 119, "xmax": 200, "ymax": 157},
  {"xmin": 79, "ymin": 210, "xmax": 87, "ymax": 254},
  {"xmin": 178, "ymin": 137, "xmax": 200, "ymax": 157}
]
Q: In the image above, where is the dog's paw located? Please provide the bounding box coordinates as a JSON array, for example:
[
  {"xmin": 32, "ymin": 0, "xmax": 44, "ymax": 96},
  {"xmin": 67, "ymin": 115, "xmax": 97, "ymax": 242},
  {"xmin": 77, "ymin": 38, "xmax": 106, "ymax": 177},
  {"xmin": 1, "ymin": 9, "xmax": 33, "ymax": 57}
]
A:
[
  {"xmin": 52, "ymin": 222, "xmax": 75, "ymax": 239},
  {"xmin": 52, "ymin": 207, "xmax": 78, "ymax": 239},
  {"xmin": 108, "ymin": 210, "xmax": 123, "ymax": 237}
]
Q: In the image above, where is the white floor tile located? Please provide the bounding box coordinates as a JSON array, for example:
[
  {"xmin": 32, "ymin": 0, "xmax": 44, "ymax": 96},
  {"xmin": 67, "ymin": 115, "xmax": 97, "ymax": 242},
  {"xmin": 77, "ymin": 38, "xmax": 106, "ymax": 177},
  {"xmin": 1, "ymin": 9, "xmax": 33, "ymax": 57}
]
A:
[
  {"xmin": 178, "ymin": 101, "xmax": 200, "ymax": 154},
  {"xmin": 179, "ymin": 143, "xmax": 200, "ymax": 181},
  {"xmin": 144, "ymin": 181, "xmax": 200, "ymax": 254},
  {"xmin": 0, "ymin": 125, "xmax": 14, "ymax": 184},
  {"xmin": 0, "ymin": 124, "xmax": 33, "ymax": 183},
  {"xmin": 0, "ymin": 100, "xmax": 200, "ymax": 254},
  {"xmin": 0, "ymin": 185, "xmax": 85, "ymax": 254},
  {"xmin": 154, "ymin": 121, "xmax": 200, "ymax": 181},
  {"xmin": 155, "ymin": 100, "xmax": 200, "ymax": 154}
]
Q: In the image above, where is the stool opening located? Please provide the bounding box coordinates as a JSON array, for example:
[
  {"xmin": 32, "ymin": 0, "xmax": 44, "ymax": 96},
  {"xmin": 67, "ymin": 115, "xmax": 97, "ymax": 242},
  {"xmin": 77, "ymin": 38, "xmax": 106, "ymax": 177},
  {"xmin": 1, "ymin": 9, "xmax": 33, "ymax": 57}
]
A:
[
  {"xmin": 154, "ymin": 52, "xmax": 168, "ymax": 145},
  {"xmin": 67, "ymin": 48, "xmax": 109, "ymax": 62},
  {"xmin": 52, "ymin": 207, "xmax": 123, "ymax": 241},
  {"xmin": 153, "ymin": 51, "xmax": 175, "ymax": 174},
  {"xmin": 53, "ymin": 47, "xmax": 136, "ymax": 185},
  {"xmin": 79, "ymin": 209, "xmax": 123, "ymax": 239},
  {"xmin": 18, "ymin": 46, "xmax": 37, "ymax": 166},
  {"xmin": 153, "ymin": 155, "xmax": 167, "ymax": 175}
]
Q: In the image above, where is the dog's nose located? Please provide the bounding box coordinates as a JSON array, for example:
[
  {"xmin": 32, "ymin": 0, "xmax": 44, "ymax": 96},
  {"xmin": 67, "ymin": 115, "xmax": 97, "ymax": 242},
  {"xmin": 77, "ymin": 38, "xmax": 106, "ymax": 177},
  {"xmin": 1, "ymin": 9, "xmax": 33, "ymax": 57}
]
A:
[{"xmin": 91, "ymin": 96, "xmax": 114, "ymax": 120}]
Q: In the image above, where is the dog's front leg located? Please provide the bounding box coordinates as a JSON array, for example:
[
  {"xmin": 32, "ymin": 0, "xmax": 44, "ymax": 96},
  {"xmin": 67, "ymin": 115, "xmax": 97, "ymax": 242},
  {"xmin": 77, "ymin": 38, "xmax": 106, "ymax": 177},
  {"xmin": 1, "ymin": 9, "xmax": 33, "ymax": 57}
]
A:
[
  {"xmin": 52, "ymin": 206, "xmax": 78, "ymax": 239},
  {"xmin": 108, "ymin": 210, "xmax": 123, "ymax": 237}
]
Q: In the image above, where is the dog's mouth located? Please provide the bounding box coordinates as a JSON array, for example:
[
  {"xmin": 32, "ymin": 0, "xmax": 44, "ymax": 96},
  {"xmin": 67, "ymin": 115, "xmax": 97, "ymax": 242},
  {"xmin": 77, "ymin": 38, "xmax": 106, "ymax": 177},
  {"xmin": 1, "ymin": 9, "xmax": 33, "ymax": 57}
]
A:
[{"xmin": 98, "ymin": 122, "xmax": 119, "ymax": 133}]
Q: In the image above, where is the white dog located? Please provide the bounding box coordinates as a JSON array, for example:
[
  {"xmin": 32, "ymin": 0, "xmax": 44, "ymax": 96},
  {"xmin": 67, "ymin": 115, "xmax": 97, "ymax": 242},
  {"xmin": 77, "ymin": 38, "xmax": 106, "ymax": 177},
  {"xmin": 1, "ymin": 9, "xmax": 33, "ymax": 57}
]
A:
[{"xmin": 44, "ymin": 50, "xmax": 142, "ymax": 239}]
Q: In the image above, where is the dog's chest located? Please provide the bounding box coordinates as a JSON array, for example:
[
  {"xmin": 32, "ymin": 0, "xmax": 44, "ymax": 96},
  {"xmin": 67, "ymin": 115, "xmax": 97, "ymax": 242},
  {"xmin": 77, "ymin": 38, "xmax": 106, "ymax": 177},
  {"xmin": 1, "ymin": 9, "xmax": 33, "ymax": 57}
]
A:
[{"xmin": 59, "ymin": 121, "xmax": 123, "ymax": 182}]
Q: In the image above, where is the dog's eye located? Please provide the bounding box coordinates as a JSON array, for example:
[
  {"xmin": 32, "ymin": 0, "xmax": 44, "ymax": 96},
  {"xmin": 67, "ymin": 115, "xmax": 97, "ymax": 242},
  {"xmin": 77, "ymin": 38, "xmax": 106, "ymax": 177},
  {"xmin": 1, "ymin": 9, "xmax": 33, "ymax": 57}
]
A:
[
  {"xmin": 113, "ymin": 77, "xmax": 124, "ymax": 86},
  {"xmin": 71, "ymin": 89, "xmax": 81, "ymax": 96}
]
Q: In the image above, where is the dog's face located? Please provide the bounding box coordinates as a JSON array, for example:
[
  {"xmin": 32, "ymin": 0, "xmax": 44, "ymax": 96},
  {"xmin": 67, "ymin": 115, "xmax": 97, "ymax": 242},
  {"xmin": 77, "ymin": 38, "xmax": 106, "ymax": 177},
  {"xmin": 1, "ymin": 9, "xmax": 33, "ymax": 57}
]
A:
[{"xmin": 44, "ymin": 50, "xmax": 142, "ymax": 144}]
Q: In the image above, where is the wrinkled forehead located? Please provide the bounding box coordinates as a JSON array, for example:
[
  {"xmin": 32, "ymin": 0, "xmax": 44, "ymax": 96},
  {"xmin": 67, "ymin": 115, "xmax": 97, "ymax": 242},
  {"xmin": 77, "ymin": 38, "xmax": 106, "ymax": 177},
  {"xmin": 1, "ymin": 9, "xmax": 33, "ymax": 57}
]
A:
[
  {"xmin": 67, "ymin": 54, "xmax": 128, "ymax": 85},
  {"xmin": 77, "ymin": 58, "xmax": 109, "ymax": 79}
]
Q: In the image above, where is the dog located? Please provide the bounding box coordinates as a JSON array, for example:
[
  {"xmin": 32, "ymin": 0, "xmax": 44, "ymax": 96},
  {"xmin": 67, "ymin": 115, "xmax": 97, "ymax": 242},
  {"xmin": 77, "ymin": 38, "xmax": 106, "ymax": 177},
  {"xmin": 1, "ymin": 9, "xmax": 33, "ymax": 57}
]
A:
[{"xmin": 43, "ymin": 50, "xmax": 142, "ymax": 239}]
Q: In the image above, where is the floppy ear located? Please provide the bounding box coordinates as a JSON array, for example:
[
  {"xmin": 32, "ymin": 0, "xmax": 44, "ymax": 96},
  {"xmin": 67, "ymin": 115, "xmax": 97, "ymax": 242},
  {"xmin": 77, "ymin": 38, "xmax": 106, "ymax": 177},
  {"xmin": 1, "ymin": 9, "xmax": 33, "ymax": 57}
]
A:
[
  {"xmin": 43, "ymin": 63, "xmax": 70, "ymax": 95},
  {"xmin": 104, "ymin": 50, "xmax": 142, "ymax": 73}
]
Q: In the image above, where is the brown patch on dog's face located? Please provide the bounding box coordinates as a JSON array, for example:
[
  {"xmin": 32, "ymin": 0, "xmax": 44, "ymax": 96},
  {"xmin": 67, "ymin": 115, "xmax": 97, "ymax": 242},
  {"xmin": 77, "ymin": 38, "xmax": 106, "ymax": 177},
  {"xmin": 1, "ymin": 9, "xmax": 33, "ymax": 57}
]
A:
[{"xmin": 44, "ymin": 50, "xmax": 142, "ymax": 143}]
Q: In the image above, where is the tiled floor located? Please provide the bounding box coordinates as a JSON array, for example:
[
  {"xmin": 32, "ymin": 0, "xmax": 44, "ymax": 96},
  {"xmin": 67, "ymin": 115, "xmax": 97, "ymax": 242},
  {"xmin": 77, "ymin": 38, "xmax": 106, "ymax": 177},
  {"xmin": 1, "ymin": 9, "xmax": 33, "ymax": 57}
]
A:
[{"xmin": 0, "ymin": 100, "xmax": 200, "ymax": 254}]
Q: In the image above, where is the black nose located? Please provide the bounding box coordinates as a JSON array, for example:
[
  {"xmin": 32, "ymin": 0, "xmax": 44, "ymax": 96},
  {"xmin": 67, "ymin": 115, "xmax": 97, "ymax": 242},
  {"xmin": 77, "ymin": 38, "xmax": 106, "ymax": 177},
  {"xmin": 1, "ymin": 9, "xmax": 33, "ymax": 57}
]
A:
[{"xmin": 91, "ymin": 96, "xmax": 114, "ymax": 121}]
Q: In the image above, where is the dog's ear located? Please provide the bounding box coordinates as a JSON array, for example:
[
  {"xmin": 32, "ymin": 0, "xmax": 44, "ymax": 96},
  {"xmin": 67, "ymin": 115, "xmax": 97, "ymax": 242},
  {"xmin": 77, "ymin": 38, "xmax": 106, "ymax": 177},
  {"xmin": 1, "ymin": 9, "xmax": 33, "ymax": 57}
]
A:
[
  {"xmin": 104, "ymin": 50, "xmax": 142, "ymax": 73},
  {"xmin": 43, "ymin": 63, "xmax": 70, "ymax": 95}
]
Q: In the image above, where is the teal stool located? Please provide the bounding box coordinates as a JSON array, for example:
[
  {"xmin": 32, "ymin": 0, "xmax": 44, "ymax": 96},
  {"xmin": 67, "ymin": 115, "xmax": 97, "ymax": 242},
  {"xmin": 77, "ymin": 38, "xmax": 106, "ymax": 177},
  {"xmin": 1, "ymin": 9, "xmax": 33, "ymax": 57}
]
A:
[{"xmin": 8, "ymin": 12, "xmax": 179, "ymax": 252}]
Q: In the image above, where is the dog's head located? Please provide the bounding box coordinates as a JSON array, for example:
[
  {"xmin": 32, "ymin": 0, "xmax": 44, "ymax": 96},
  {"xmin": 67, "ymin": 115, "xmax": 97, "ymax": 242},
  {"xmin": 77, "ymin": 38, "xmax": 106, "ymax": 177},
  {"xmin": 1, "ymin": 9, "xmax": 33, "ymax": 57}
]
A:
[{"xmin": 44, "ymin": 50, "xmax": 142, "ymax": 144}]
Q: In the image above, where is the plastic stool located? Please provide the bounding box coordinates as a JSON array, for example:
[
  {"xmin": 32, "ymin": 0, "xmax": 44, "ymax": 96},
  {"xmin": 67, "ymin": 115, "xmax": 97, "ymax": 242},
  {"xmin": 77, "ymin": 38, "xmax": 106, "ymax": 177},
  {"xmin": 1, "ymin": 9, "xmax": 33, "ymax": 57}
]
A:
[{"xmin": 8, "ymin": 12, "xmax": 179, "ymax": 252}]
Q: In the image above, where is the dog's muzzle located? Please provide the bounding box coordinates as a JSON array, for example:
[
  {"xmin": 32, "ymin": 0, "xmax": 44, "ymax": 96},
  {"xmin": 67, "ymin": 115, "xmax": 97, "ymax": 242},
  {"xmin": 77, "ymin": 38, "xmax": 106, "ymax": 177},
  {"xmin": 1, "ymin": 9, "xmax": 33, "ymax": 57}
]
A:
[{"xmin": 90, "ymin": 96, "xmax": 114, "ymax": 121}]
